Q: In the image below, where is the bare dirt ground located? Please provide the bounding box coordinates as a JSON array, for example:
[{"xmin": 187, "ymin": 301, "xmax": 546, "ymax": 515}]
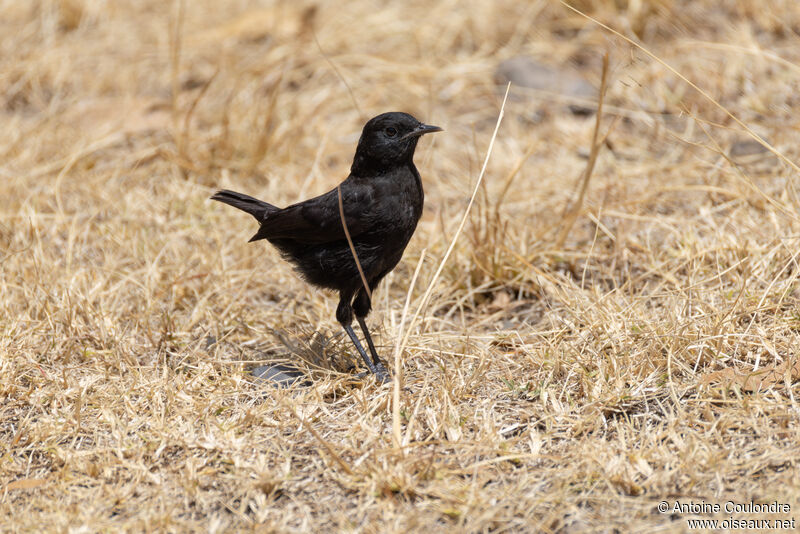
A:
[{"xmin": 2, "ymin": 1, "xmax": 800, "ymax": 532}]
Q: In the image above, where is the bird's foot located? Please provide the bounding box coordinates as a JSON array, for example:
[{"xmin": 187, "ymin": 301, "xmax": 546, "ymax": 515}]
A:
[
  {"xmin": 356, "ymin": 362, "xmax": 391, "ymax": 383},
  {"xmin": 374, "ymin": 361, "xmax": 391, "ymax": 383}
]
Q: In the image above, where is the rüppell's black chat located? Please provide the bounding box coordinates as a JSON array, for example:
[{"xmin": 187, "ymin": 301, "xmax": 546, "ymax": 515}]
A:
[{"xmin": 212, "ymin": 112, "xmax": 441, "ymax": 382}]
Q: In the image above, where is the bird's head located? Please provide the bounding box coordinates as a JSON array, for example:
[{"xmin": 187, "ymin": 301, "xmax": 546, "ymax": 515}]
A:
[{"xmin": 351, "ymin": 112, "xmax": 442, "ymax": 175}]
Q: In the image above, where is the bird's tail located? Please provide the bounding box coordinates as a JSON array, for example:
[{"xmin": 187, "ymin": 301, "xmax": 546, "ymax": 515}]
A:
[{"xmin": 210, "ymin": 189, "xmax": 277, "ymax": 222}]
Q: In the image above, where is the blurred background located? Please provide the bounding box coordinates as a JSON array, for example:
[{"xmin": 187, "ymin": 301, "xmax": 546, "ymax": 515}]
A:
[{"xmin": 2, "ymin": 1, "xmax": 800, "ymax": 531}]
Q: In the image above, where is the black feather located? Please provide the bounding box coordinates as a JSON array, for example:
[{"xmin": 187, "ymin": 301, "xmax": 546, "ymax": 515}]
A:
[{"xmin": 210, "ymin": 189, "xmax": 277, "ymax": 222}]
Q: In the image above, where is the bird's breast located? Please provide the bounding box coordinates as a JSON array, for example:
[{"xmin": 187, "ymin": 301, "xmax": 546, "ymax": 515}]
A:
[{"xmin": 371, "ymin": 175, "xmax": 422, "ymax": 236}]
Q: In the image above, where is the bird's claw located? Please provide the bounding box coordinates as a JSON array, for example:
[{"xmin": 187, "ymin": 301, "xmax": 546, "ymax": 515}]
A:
[
  {"xmin": 355, "ymin": 362, "xmax": 391, "ymax": 383},
  {"xmin": 374, "ymin": 362, "xmax": 391, "ymax": 383}
]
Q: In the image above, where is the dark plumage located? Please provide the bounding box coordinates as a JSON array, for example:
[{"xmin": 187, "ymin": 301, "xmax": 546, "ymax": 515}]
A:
[{"xmin": 211, "ymin": 112, "xmax": 441, "ymax": 382}]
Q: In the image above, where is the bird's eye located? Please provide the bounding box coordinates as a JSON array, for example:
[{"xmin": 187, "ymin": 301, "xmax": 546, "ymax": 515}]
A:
[{"xmin": 385, "ymin": 127, "xmax": 397, "ymax": 137}]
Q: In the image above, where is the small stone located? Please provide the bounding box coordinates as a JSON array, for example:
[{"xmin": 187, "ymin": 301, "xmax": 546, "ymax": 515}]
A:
[
  {"xmin": 728, "ymin": 138, "xmax": 778, "ymax": 173},
  {"xmin": 252, "ymin": 363, "xmax": 310, "ymax": 388},
  {"xmin": 495, "ymin": 56, "xmax": 596, "ymax": 115},
  {"xmin": 729, "ymin": 139, "xmax": 769, "ymax": 157}
]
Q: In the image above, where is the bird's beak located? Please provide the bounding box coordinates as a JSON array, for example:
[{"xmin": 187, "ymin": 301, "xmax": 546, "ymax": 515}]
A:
[{"xmin": 400, "ymin": 123, "xmax": 443, "ymax": 141}]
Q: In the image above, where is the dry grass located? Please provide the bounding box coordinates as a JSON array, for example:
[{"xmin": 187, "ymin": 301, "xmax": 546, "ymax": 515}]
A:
[{"xmin": 3, "ymin": 0, "xmax": 800, "ymax": 531}]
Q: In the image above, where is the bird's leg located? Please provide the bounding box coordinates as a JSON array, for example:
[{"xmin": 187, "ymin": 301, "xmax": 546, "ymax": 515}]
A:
[
  {"xmin": 356, "ymin": 316, "xmax": 389, "ymax": 381},
  {"xmin": 352, "ymin": 289, "xmax": 383, "ymax": 366},
  {"xmin": 343, "ymin": 324, "xmax": 383, "ymax": 378},
  {"xmin": 337, "ymin": 295, "xmax": 388, "ymax": 382},
  {"xmin": 353, "ymin": 289, "xmax": 389, "ymax": 381},
  {"xmin": 356, "ymin": 316, "xmax": 382, "ymax": 364}
]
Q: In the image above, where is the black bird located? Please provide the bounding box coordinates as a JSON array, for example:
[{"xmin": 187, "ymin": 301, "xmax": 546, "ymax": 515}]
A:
[{"xmin": 211, "ymin": 112, "xmax": 441, "ymax": 382}]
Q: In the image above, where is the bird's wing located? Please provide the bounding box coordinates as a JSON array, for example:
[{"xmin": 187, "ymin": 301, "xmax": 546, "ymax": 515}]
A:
[{"xmin": 251, "ymin": 182, "xmax": 374, "ymax": 244}]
